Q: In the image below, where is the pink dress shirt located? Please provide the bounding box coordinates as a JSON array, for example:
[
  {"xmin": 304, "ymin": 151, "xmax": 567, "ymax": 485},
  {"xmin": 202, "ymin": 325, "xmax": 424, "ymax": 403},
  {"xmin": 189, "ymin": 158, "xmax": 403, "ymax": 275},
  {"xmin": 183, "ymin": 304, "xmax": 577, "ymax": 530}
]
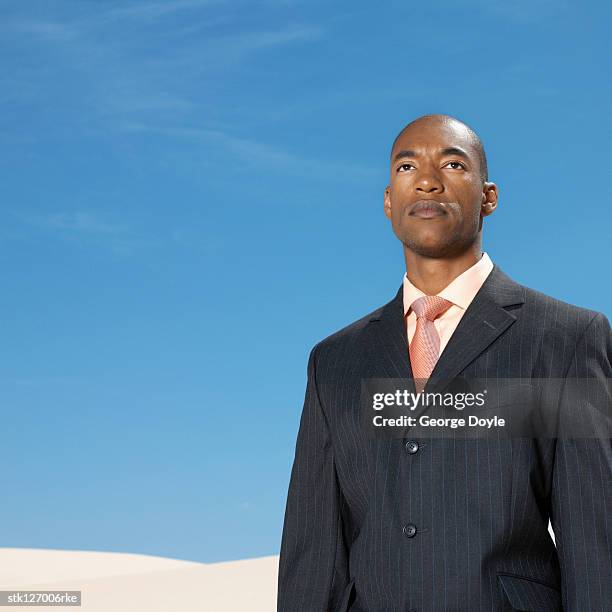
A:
[{"xmin": 403, "ymin": 252, "xmax": 494, "ymax": 357}]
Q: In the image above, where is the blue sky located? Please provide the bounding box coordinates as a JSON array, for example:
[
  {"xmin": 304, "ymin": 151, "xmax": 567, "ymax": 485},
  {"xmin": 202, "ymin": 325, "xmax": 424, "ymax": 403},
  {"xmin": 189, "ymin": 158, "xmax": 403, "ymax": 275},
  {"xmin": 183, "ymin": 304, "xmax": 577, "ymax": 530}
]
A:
[{"xmin": 1, "ymin": 0, "xmax": 610, "ymax": 563}]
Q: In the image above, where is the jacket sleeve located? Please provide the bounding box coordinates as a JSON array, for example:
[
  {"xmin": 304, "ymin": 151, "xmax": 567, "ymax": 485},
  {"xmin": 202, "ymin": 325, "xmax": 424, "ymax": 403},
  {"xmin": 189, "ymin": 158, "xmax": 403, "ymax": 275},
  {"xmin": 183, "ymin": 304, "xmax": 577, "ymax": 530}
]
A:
[
  {"xmin": 550, "ymin": 312, "xmax": 612, "ymax": 611},
  {"xmin": 277, "ymin": 343, "xmax": 351, "ymax": 612}
]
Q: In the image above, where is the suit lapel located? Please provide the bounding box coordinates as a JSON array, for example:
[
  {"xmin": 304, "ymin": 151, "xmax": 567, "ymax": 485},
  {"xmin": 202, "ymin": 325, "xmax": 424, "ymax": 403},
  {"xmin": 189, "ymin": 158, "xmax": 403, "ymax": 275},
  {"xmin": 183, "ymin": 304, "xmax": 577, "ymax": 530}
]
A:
[
  {"xmin": 362, "ymin": 285, "xmax": 414, "ymax": 384},
  {"xmin": 362, "ymin": 265, "xmax": 525, "ymax": 393},
  {"xmin": 426, "ymin": 265, "xmax": 525, "ymax": 392}
]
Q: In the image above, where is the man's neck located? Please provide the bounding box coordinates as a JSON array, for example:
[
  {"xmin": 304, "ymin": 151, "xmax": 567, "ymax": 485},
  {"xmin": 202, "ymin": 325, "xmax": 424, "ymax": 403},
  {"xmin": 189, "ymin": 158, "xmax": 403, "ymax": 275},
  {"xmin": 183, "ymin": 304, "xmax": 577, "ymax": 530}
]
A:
[{"xmin": 403, "ymin": 246, "xmax": 482, "ymax": 295}]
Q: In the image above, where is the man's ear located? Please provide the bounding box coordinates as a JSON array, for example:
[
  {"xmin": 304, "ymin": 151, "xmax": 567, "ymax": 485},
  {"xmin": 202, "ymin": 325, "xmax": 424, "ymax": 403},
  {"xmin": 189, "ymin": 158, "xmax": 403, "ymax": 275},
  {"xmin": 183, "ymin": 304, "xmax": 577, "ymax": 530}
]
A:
[
  {"xmin": 384, "ymin": 186, "xmax": 392, "ymax": 219},
  {"xmin": 480, "ymin": 182, "xmax": 498, "ymax": 217}
]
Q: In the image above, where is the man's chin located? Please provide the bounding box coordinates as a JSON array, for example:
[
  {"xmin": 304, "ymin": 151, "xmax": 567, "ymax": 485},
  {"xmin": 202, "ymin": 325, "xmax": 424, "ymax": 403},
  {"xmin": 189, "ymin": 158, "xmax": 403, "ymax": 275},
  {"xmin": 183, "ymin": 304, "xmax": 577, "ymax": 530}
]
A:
[{"xmin": 402, "ymin": 237, "xmax": 464, "ymax": 259}]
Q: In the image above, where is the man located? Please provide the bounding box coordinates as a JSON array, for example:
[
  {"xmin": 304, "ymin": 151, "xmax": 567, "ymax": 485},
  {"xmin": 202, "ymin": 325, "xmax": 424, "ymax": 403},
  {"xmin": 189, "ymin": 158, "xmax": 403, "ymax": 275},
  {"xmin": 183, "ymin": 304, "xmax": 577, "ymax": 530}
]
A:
[{"xmin": 277, "ymin": 114, "xmax": 612, "ymax": 611}]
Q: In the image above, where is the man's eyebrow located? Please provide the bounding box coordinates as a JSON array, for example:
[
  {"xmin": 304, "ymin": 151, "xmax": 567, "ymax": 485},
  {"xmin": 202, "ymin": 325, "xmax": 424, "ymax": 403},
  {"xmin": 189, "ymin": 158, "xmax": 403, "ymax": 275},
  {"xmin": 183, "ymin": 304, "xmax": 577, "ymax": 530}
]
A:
[
  {"xmin": 392, "ymin": 146, "xmax": 472, "ymax": 163},
  {"xmin": 392, "ymin": 149, "xmax": 417, "ymax": 163},
  {"xmin": 439, "ymin": 146, "xmax": 470, "ymax": 160}
]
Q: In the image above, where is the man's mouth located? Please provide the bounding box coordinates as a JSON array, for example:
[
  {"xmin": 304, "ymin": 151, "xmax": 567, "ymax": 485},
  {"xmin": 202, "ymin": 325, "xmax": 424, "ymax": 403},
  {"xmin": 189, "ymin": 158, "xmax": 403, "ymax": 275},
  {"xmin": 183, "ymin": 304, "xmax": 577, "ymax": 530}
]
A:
[{"xmin": 409, "ymin": 200, "xmax": 447, "ymax": 218}]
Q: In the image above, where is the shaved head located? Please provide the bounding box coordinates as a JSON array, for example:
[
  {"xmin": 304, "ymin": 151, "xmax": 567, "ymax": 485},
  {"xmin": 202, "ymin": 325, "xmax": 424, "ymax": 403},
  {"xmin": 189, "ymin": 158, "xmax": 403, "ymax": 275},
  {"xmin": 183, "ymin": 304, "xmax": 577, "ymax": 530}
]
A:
[
  {"xmin": 390, "ymin": 114, "xmax": 488, "ymax": 182},
  {"xmin": 384, "ymin": 112, "xmax": 499, "ymax": 263}
]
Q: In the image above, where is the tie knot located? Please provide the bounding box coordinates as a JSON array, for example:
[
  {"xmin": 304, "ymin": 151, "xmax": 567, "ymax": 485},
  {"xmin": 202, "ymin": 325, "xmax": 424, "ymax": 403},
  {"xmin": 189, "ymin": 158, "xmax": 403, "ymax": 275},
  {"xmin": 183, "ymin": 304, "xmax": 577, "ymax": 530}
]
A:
[{"xmin": 410, "ymin": 295, "xmax": 452, "ymax": 321}]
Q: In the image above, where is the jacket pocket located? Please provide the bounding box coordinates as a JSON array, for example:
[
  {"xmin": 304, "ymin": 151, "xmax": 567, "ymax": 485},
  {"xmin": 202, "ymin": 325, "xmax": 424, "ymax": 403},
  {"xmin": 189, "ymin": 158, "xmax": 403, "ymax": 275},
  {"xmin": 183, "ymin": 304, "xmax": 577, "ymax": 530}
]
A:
[
  {"xmin": 336, "ymin": 579, "xmax": 355, "ymax": 612},
  {"xmin": 497, "ymin": 573, "xmax": 561, "ymax": 611}
]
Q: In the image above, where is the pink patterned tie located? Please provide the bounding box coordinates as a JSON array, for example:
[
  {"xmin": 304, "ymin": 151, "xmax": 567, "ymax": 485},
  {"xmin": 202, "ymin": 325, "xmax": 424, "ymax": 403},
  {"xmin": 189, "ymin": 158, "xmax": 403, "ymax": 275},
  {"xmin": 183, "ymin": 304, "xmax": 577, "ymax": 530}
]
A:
[{"xmin": 409, "ymin": 296, "xmax": 453, "ymax": 391}]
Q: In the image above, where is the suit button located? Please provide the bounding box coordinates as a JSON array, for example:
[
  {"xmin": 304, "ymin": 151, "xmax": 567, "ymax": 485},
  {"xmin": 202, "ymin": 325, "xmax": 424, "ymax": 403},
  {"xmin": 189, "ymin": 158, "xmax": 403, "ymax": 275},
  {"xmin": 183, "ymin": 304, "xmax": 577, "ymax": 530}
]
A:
[
  {"xmin": 403, "ymin": 523, "xmax": 417, "ymax": 538},
  {"xmin": 405, "ymin": 440, "xmax": 419, "ymax": 454}
]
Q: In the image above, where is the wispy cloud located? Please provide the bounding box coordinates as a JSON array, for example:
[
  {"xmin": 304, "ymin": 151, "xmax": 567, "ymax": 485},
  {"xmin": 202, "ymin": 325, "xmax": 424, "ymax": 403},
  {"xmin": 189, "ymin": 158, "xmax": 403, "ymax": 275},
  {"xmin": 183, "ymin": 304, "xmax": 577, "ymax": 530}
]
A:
[
  {"xmin": 21, "ymin": 211, "xmax": 145, "ymax": 256},
  {"xmin": 4, "ymin": 19, "xmax": 79, "ymax": 42},
  {"xmin": 40, "ymin": 211, "xmax": 128, "ymax": 235},
  {"xmin": 1, "ymin": 2, "xmax": 340, "ymax": 186},
  {"xmin": 1, "ymin": 3, "xmax": 324, "ymax": 129},
  {"xmin": 99, "ymin": 0, "xmax": 220, "ymax": 22},
  {"xmin": 122, "ymin": 122, "xmax": 376, "ymax": 180},
  {"xmin": 474, "ymin": 0, "xmax": 571, "ymax": 22},
  {"xmin": 224, "ymin": 24, "xmax": 322, "ymax": 53},
  {"xmin": 3, "ymin": 0, "xmax": 221, "ymax": 36},
  {"xmin": 18, "ymin": 211, "xmax": 210, "ymax": 257},
  {"xmin": 0, "ymin": 376, "xmax": 87, "ymax": 389}
]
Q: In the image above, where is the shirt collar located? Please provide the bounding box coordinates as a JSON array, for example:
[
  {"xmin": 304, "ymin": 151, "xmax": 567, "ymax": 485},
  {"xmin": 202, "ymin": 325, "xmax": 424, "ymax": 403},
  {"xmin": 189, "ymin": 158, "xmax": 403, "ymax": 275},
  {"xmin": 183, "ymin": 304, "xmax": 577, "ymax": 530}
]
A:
[{"xmin": 402, "ymin": 252, "xmax": 494, "ymax": 316}]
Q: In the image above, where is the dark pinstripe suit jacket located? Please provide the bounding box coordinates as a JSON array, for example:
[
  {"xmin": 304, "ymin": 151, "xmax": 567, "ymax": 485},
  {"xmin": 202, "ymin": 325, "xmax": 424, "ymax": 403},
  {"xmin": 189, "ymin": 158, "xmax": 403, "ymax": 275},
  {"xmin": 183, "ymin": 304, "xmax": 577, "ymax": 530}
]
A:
[{"xmin": 278, "ymin": 265, "xmax": 612, "ymax": 611}]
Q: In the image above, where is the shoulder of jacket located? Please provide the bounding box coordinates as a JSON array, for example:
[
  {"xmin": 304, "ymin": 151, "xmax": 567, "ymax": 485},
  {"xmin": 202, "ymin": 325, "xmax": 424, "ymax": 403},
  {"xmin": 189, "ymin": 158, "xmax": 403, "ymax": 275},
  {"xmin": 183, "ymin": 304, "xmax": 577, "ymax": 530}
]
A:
[
  {"xmin": 310, "ymin": 301, "xmax": 387, "ymax": 356},
  {"xmin": 519, "ymin": 282, "xmax": 603, "ymax": 327}
]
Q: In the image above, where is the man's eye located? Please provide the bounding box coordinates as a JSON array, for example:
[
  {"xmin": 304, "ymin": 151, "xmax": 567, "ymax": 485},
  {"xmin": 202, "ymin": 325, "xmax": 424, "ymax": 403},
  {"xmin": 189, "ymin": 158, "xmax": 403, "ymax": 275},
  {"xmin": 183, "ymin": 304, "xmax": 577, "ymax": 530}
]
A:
[
  {"xmin": 445, "ymin": 161, "xmax": 465, "ymax": 170},
  {"xmin": 397, "ymin": 163, "xmax": 414, "ymax": 172}
]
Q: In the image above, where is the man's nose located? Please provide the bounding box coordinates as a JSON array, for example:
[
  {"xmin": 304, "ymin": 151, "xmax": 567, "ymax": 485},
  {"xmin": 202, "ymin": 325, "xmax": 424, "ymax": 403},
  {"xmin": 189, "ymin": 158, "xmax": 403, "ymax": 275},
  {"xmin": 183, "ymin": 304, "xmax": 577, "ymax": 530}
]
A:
[{"xmin": 416, "ymin": 175, "xmax": 443, "ymax": 193}]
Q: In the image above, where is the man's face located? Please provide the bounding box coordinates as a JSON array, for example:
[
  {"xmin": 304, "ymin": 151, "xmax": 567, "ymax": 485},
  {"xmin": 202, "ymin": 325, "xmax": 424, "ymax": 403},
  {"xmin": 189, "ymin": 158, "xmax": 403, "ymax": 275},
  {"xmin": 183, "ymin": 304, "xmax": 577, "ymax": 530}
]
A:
[{"xmin": 384, "ymin": 117, "xmax": 497, "ymax": 258}]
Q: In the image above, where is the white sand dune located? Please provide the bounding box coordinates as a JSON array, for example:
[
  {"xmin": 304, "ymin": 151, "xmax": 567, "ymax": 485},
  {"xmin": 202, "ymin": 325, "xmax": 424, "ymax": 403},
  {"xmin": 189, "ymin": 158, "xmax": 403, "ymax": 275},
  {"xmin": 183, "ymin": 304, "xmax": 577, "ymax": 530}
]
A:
[
  {"xmin": 0, "ymin": 548, "xmax": 279, "ymax": 611},
  {"xmin": 0, "ymin": 523, "xmax": 554, "ymax": 610}
]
